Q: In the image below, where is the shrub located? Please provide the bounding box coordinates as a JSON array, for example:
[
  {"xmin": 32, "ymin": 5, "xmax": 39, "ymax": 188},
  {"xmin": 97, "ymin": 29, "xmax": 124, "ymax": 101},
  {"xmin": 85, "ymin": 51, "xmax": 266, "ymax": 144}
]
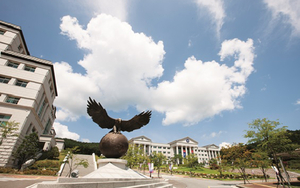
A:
[
  {"xmin": 0, "ymin": 167, "xmax": 17, "ymax": 174},
  {"xmin": 30, "ymin": 160, "xmax": 60, "ymax": 170},
  {"xmin": 40, "ymin": 147, "xmax": 59, "ymax": 160}
]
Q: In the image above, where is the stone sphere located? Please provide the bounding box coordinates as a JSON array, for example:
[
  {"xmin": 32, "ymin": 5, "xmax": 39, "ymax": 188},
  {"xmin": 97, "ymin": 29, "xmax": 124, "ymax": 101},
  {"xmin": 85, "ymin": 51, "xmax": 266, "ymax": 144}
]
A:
[{"xmin": 99, "ymin": 132, "xmax": 129, "ymax": 158}]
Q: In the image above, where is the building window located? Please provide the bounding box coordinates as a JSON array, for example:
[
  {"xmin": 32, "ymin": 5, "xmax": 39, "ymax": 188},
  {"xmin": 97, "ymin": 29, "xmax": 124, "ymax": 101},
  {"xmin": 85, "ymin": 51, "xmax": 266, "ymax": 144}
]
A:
[
  {"xmin": 24, "ymin": 65, "xmax": 36, "ymax": 72},
  {"xmin": 43, "ymin": 119, "xmax": 52, "ymax": 134},
  {"xmin": 26, "ymin": 123, "xmax": 33, "ymax": 135},
  {"xmin": 158, "ymin": 146, "xmax": 162, "ymax": 149},
  {"xmin": 18, "ymin": 44, "xmax": 23, "ymax": 52},
  {"xmin": 15, "ymin": 80, "xmax": 28, "ymax": 87},
  {"xmin": 0, "ymin": 30, "xmax": 5, "ymax": 35},
  {"xmin": 0, "ymin": 76, "xmax": 10, "ymax": 84},
  {"xmin": 163, "ymin": 147, "xmax": 166, "ymax": 149},
  {"xmin": 7, "ymin": 61, "xmax": 19, "ymax": 68},
  {"xmin": 0, "ymin": 114, "xmax": 11, "ymax": 127},
  {"xmin": 38, "ymin": 99, "xmax": 46, "ymax": 118},
  {"xmin": 153, "ymin": 146, "xmax": 157, "ymax": 148},
  {"xmin": 32, "ymin": 126, "xmax": 37, "ymax": 133},
  {"xmin": 6, "ymin": 96, "xmax": 20, "ymax": 104},
  {"xmin": 163, "ymin": 151, "xmax": 166, "ymax": 154}
]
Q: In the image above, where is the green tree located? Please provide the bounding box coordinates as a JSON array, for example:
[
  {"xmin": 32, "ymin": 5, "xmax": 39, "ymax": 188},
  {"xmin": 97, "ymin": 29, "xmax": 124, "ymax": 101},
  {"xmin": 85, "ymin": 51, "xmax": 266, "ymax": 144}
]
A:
[
  {"xmin": 122, "ymin": 144, "xmax": 143, "ymax": 168},
  {"xmin": 0, "ymin": 121, "xmax": 19, "ymax": 146},
  {"xmin": 150, "ymin": 152, "xmax": 167, "ymax": 178},
  {"xmin": 13, "ymin": 132, "xmax": 40, "ymax": 170},
  {"xmin": 61, "ymin": 146, "xmax": 89, "ymax": 177},
  {"xmin": 171, "ymin": 154, "xmax": 183, "ymax": 165},
  {"xmin": 184, "ymin": 153, "xmax": 200, "ymax": 176},
  {"xmin": 208, "ymin": 158, "xmax": 219, "ymax": 170},
  {"xmin": 184, "ymin": 154, "xmax": 199, "ymax": 169},
  {"xmin": 221, "ymin": 143, "xmax": 252, "ymax": 184},
  {"xmin": 244, "ymin": 118, "xmax": 298, "ymax": 186},
  {"xmin": 251, "ymin": 150, "xmax": 271, "ymax": 182},
  {"xmin": 40, "ymin": 146, "xmax": 60, "ymax": 160}
]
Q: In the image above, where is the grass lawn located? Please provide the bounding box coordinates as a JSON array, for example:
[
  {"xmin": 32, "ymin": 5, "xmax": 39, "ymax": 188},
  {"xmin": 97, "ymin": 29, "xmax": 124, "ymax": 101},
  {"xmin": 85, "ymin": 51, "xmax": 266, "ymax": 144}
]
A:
[
  {"xmin": 288, "ymin": 169, "xmax": 300, "ymax": 174},
  {"xmin": 175, "ymin": 167, "xmax": 238, "ymax": 175}
]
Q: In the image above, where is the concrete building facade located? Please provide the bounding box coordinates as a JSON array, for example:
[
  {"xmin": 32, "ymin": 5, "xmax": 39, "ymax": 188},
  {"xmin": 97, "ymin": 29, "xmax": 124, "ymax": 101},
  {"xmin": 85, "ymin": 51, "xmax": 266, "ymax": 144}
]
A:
[
  {"xmin": 129, "ymin": 136, "xmax": 220, "ymax": 164},
  {"xmin": 0, "ymin": 20, "xmax": 60, "ymax": 167}
]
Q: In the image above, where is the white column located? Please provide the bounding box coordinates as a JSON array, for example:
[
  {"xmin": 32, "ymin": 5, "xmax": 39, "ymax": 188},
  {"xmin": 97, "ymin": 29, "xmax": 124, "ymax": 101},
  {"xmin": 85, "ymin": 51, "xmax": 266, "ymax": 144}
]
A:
[
  {"xmin": 181, "ymin": 146, "xmax": 183, "ymax": 157},
  {"xmin": 176, "ymin": 146, "xmax": 178, "ymax": 155}
]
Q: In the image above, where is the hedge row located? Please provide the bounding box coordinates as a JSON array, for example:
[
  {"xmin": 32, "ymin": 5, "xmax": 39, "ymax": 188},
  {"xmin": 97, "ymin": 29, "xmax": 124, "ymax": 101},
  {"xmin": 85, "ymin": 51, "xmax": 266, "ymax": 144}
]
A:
[
  {"xmin": 0, "ymin": 167, "xmax": 57, "ymax": 176},
  {"xmin": 29, "ymin": 160, "xmax": 60, "ymax": 170},
  {"xmin": 161, "ymin": 169, "xmax": 268, "ymax": 179}
]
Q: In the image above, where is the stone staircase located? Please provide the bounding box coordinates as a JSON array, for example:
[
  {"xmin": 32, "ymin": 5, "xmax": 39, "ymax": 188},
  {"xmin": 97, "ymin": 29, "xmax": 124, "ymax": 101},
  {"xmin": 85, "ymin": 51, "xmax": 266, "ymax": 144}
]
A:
[
  {"xmin": 60, "ymin": 154, "xmax": 96, "ymax": 177},
  {"xmin": 33, "ymin": 178, "xmax": 173, "ymax": 188},
  {"xmin": 28, "ymin": 158, "xmax": 174, "ymax": 188}
]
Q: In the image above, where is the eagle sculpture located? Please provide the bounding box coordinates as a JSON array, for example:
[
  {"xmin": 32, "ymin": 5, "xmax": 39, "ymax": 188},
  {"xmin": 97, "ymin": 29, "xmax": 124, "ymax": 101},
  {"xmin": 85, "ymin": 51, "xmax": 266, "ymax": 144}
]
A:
[{"xmin": 87, "ymin": 97, "xmax": 152, "ymax": 133}]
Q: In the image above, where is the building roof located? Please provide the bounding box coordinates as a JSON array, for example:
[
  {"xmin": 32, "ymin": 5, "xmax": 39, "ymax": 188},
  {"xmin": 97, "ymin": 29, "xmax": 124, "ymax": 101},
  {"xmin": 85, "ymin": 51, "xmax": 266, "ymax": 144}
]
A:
[
  {"xmin": 0, "ymin": 20, "xmax": 30, "ymax": 55},
  {"xmin": 1, "ymin": 50, "xmax": 58, "ymax": 96},
  {"xmin": 168, "ymin": 136, "xmax": 198, "ymax": 145},
  {"xmin": 129, "ymin": 136, "xmax": 152, "ymax": 142}
]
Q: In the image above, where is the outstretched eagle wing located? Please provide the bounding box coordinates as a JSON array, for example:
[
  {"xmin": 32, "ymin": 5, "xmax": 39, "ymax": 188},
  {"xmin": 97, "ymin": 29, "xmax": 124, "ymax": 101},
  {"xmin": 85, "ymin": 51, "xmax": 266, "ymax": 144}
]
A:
[
  {"xmin": 87, "ymin": 97, "xmax": 115, "ymax": 129},
  {"xmin": 120, "ymin": 111, "xmax": 152, "ymax": 132}
]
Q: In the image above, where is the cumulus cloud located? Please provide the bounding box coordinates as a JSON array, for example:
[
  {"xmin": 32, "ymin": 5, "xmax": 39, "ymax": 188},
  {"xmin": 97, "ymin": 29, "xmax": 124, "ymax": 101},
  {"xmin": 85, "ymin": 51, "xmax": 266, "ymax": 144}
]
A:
[
  {"xmin": 53, "ymin": 122, "xmax": 80, "ymax": 140},
  {"xmin": 202, "ymin": 131, "xmax": 225, "ymax": 139},
  {"xmin": 55, "ymin": 14, "xmax": 164, "ymax": 121},
  {"xmin": 153, "ymin": 38, "xmax": 254, "ymax": 125},
  {"xmin": 219, "ymin": 142, "xmax": 231, "ymax": 148},
  {"xmin": 54, "ymin": 14, "xmax": 254, "ymax": 126},
  {"xmin": 195, "ymin": 0, "xmax": 226, "ymax": 38},
  {"xmin": 63, "ymin": 0, "xmax": 129, "ymax": 21},
  {"xmin": 81, "ymin": 138, "xmax": 91, "ymax": 143},
  {"xmin": 296, "ymin": 99, "xmax": 300, "ymax": 105},
  {"xmin": 264, "ymin": 0, "xmax": 300, "ymax": 37}
]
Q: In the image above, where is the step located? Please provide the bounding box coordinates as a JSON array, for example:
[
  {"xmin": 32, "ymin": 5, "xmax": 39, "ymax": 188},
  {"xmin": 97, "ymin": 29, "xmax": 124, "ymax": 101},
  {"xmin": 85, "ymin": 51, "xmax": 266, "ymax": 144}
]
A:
[
  {"xmin": 116, "ymin": 182, "xmax": 171, "ymax": 188},
  {"xmin": 36, "ymin": 179, "xmax": 171, "ymax": 188}
]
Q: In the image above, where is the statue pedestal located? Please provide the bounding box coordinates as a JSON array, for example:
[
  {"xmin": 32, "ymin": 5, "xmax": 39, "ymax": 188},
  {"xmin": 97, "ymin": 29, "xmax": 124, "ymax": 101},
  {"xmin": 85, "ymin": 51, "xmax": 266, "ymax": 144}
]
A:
[
  {"xmin": 97, "ymin": 158, "xmax": 127, "ymax": 169},
  {"xmin": 31, "ymin": 158, "xmax": 173, "ymax": 187},
  {"xmin": 83, "ymin": 158, "xmax": 148, "ymax": 179}
]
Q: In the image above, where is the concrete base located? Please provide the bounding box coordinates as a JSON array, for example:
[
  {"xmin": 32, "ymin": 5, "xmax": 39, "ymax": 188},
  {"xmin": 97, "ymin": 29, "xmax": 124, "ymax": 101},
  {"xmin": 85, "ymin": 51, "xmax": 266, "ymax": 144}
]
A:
[
  {"xmin": 29, "ymin": 159, "xmax": 174, "ymax": 188},
  {"xmin": 83, "ymin": 158, "xmax": 148, "ymax": 179}
]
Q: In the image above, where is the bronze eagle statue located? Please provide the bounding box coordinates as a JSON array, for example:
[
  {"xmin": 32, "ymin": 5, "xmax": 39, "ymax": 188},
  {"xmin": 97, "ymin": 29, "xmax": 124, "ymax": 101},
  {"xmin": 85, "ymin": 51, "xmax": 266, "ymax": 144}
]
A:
[{"xmin": 87, "ymin": 97, "xmax": 152, "ymax": 133}]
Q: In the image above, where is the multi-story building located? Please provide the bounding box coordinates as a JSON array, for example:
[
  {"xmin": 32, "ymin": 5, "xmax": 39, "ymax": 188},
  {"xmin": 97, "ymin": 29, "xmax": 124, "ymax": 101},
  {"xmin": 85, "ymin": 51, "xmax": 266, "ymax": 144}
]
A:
[
  {"xmin": 0, "ymin": 20, "xmax": 61, "ymax": 167},
  {"xmin": 129, "ymin": 136, "xmax": 220, "ymax": 164}
]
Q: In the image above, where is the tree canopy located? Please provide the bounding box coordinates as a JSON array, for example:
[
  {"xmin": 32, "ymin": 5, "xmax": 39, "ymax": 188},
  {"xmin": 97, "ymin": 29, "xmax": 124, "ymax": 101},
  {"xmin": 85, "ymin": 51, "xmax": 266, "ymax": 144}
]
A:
[{"xmin": 13, "ymin": 132, "xmax": 40, "ymax": 170}]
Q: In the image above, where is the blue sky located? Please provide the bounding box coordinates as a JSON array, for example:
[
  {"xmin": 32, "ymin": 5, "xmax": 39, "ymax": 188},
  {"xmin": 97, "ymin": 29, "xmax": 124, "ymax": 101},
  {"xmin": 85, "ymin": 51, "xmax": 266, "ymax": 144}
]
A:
[{"xmin": 1, "ymin": 0, "xmax": 300, "ymax": 147}]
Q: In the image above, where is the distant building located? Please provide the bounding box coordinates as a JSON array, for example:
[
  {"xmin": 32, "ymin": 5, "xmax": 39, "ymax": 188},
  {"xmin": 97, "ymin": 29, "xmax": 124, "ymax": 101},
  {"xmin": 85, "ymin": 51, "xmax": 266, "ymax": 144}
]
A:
[
  {"xmin": 0, "ymin": 20, "xmax": 61, "ymax": 167},
  {"xmin": 129, "ymin": 136, "xmax": 220, "ymax": 164}
]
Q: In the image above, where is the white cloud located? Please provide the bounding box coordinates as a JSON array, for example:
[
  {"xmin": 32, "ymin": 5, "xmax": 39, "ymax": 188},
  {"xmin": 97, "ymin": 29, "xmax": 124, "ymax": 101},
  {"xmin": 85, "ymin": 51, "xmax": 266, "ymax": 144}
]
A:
[
  {"xmin": 219, "ymin": 142, "xmax": 231, "ymax": 149},
  {"xmin": 202, "ymin": 131, "xmax": 225, "ymax": 139},
  {"xmin": 81, "ymin": 138, "xmax": 91, "ymax": 143},
  {"xmin": 86, "ymin": 0, "xmax": 129, "ymax": 21},
  {"xmin": 264, "ymin": 0, "xmax": 300, "ymax": 37},
  {"xmin": 296, "ymin": 99, "xmax": 300, "ymax": 105},
  {"xmin": 210, "ymin": 131, "xmax": 224, "ymax": 138},
  {"xmin": 195, "ymin": 0, "xmax": 225, "ymax": 38},
  {"xmin": 53, "ymin": 122, "xmax": 80, "ymax": 140},
  {"xmin": 55, "ymin": 14, "xmax": 165, "ymax": 121},
  {"xmin": 152, "ymin": 38, "xmax": 254, "ymax": 125},
  {"xmin": 64, "ymin": 0, "xmax": 129, "ymax": 21},
  {"xmin": 55, "ymin": 14, "xmax": 254, "ymax": 126}
]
